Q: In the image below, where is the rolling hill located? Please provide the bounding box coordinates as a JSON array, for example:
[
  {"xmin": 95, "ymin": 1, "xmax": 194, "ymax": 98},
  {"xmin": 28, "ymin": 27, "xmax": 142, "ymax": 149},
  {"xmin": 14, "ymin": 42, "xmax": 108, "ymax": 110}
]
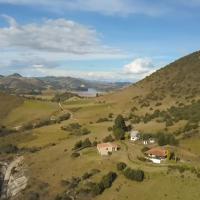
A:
[
  {"xmin": 0, "ymin": 74, "xmax": 130, "ymax": 95},
  {"xmin": 100, "ymin": 50, "xmax": 200, "ymax": 134}
]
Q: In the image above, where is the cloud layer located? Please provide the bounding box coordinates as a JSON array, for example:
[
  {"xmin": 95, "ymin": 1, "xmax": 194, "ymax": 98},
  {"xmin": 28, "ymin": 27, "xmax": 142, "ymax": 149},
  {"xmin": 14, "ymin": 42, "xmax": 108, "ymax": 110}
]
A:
[
  {"xmin": 0, "ymin": 0, "xmax": 199, "ymax": 16},
  {"xmin": 0, "ymin": 0, "xmax": 172, "ymax": 16},
  {"xmin": 0, "ymin": 15, "xmax": 118, "ymax": 55}
]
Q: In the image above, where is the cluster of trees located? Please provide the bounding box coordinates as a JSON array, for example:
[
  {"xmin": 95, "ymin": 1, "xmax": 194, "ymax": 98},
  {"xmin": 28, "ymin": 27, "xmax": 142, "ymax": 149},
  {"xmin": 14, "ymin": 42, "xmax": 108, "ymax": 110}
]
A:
[
  {"xmin": 72, "ymin": 138, "xmax": 93, "ymax": 151},
  {"xmin": 56, "ymin": 170, "xmax": 115, "ymax": 200},
  {"xmin": 23, "ymin": 113, "xmax": 71, "ymax": 131},
  {"xmin": 116, "ymin": 162, "xmax": 144, "ymax": 182},
  {"xmin": 113, "ymin": 115, "xmax": 128, "ymax": 140},
  {"xmin": 130, "ymin": 101, "xmax": 200, "ymax": 132},
  {"xmin": 61, "ymin": 123, "xmax": 91, "ymax": 136},
  {"xmin": 102, "ymin": 134, "xmax": 114, "ymax": 143},
  {"xmin": 123, "ymin": 168, "xmax": 144, "ymax": 182},
  {"xmin": 52, "ymin": 92, "xmax": 80, "ymax": 102},
  {"xmin": 157, "ymin": 133, "xmax": 178, "ymax": 146},
  {"xmin": 91, "ymin": 172, "xmax": 117, "ymax": 196}
]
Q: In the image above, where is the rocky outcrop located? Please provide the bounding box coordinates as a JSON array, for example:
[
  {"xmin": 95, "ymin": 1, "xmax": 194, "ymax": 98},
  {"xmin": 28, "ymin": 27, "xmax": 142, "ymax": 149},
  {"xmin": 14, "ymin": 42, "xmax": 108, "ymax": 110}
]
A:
[{"xmin": 0, "ymin": 157, "xmax": 28, "ymax": 200}]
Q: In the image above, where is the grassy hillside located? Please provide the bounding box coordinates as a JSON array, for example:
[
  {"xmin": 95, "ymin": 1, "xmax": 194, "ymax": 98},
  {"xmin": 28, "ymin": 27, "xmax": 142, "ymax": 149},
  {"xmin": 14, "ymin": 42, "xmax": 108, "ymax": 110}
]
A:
[
  {"xmin": 0, "ymin": 92, "xmax": 23, "ymax": 122},
  {"xmin": 0, "ymin": 51, "xmax": 200, "ymax": 200},
  {"xmin": 100, "ymin": 51, "xmax": 200, "ymax": 134}
]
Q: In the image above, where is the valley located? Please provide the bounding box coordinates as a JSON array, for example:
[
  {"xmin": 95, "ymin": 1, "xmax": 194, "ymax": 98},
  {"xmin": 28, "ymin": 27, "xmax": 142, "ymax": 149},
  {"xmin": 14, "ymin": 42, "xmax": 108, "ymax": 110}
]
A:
[{"xmin": 0, "ymin": 51, "xmax": 200, "ymax": 200}]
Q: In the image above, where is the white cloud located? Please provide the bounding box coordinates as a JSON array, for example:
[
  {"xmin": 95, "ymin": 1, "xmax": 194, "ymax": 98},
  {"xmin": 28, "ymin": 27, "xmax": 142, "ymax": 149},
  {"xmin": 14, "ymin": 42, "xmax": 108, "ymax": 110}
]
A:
[
  {"xmin": 123, "ymin": 58, "xmax": 154, "ymax": 74},
  {"xmin": 0, "ymin": 15, "xmax": 119, "ymax": 55}
]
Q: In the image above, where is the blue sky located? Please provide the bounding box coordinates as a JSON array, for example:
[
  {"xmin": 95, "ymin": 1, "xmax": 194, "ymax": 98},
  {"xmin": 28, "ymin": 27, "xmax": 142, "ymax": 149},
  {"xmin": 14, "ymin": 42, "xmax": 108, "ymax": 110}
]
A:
[{"xmin": 0, "ymin": 0, "xmax": 200, "ymax": 82}]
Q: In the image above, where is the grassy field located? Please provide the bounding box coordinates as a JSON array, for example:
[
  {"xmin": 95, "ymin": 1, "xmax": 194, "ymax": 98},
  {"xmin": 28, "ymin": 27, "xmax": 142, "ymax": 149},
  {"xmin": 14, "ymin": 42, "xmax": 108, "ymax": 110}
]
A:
[
  {"xmin": 2, "ymin": 100, "xmax": 58, "ymax": 127},
  {"xmin": 0, "ymin": 91, "xmax": 199, "ymax": 200},
  {"xmin": 0, "ymin": 92, "xmax": 23, "ymax": 121}
]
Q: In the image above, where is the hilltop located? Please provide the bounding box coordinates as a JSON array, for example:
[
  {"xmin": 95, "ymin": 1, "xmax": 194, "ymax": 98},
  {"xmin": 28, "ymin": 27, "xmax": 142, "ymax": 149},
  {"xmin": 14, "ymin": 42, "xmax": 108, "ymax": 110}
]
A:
[{"xmin": 100, "ymin": 51, "xmax": 200, "ymax": 134}]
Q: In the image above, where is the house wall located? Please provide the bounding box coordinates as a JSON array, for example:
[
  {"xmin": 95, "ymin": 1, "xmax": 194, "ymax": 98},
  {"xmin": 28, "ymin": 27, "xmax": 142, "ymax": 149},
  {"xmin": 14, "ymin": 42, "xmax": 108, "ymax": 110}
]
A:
[{"xmin": 97, "ymin": 146, "xmax": 117, "ymax": 155}]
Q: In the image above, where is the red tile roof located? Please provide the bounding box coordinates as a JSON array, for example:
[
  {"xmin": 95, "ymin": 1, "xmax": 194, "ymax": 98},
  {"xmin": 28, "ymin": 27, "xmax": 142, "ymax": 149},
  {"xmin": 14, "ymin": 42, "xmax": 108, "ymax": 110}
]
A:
[{"xmin": 145, "ymin": 147, "xmax": 167, "ymax": 157}]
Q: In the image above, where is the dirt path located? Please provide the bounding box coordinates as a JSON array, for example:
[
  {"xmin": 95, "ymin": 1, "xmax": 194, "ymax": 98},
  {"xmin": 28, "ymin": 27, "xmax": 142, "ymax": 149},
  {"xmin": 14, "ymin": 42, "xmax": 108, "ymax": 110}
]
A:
[{"xmin": 58, "ymin": 102, "xmax": 77, "ymax": 121}]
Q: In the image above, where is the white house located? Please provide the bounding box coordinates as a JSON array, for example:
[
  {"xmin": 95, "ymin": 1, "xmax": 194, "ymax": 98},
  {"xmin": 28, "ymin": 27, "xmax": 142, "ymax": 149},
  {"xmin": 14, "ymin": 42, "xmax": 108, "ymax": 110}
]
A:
[
  {"xmin": 97, "ymin": 143, "xmax": 118, "ymax": 156},
  {"xmin": 145, "ymin": 147, "xmax": 168, "ymax": 164},
  {"xmin": 130, "ymin": 130, "xmax": 140, "ymax": 141}
]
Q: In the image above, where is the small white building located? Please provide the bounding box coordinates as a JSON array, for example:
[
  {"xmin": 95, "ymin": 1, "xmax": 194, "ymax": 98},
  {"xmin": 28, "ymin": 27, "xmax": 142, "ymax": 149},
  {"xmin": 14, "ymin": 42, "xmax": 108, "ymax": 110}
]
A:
[
  {"xmin": 143, "ymin": 138, "xmax": 155, "ymax": 145},
  {"xmin": 130, "ymin": 130, "xmax": 140, "ymax": 141},
  {"xmin": 149, "ymin": 138, "xmax": 155, "ymax": 144},
  {"xmin": 97, "ymin": 143, "xmax": 118, "ymax": 156},
  {"xmin": 143, "ymin": 140, "xmax": 148, "ymax": 145}
]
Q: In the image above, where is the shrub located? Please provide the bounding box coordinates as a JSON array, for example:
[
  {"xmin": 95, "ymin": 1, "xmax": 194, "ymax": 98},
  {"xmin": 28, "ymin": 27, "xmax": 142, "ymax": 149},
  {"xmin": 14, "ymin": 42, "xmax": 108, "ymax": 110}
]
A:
[
  {"xmin": 102, "ymin": 135, "xmax": 114, "ymax": 143},
  {"xmin": 96, "ymin": 118, "xmax": 109, "ymax": 123},
  {"xmin": 108, "ymin": 127, "xmax": 113, "ymax": 132},
  {"xmin": 82, "ymin": 172, "xmax": 92, "ymax": 180},
  {"xmin": 108, "ymin": 113, "xmax": 113, "ymax": 118},
  {"xmin": 91, "ymin": 183, "xmax": 104, "ymax": 196},
  {"xmin": 157, "ymin": 133, "xmax": 178, "ymax": 146},
  {"xmin": 73, "ymin": 140, "xmax": 82, "ymax": 150},
  {"xmin": 73, "ymin": 138, "xmax": 92, "ymax": 150},
  {"xmin": 100, "ymin": 172, "xmax": 117, "ymax": 189},
  {"xmin": 71, "ymin": 152, "xmax": 80, "ymax": 158},
  {"xmin": 123, "ymin": 168, "xmax": 144, "ymax": 182},
  {"xmin": 117, "ymin": 162, "xmax": 127, "ymax": 171},
  {"xmin": 91, "ymin": 171, "xmax": 117, "ymax": 196},
  {"xmin": 113, "ymin": 127, "xmax": 125, "ymax": 140},
  {"xmin": 82, "ymin": 138, "xmax": 92, "ymax": 148},
  {"xmin": 114, "ymin": 115, "xmax": 127, "ymax": 131},
  {"xmin": 0, "ymin": 144, "xmax": 19, "ymax": 154}
]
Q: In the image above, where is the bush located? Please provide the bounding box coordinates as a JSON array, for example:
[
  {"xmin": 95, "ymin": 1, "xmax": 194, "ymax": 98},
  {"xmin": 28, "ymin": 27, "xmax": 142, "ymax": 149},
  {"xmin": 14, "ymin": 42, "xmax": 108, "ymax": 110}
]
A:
[
  {"xmin": 107, "ymin": 127, "xmax": 113, "ymax": 132},
  {"xmin": 123, "ymin": 168, "xmax": 144, "ymax": 182},
  {"xmin": 62, "ymin": 123, "xmax": 91, "ymax": 136},
  {"xmin": 91, "ymin": 171, "xmax": 117, "ymax": 196},
  {"xmin": 71, "ymin": 152, "xmax": 80, "ymax": 158},
  {"xmin": 82, "ymin": 138, "xmax": 92, "ymax": 148},
  {"xmin": 91, "ymin": 183, "xmax": 104, "ymax": 196},
  {"xmin": 0, "ymin": 144, "xmax": 19, "ymax": 154},
  {"xmin": 157, "ymin": 133, "xmax": 178, "ymax": 146},
  {"xmin": 108, "ymin": 113, "xmax": 113, "ymax": 118},
  {"xmin": 113, "ymin": 127, "xmax": 125, "ymax": 140},
  {"xmin": 117, "ymin": 162, "xmax": 127, "ymax": 171},
  {"xmin": 96, "ymin": 118, "xmax": 109, "ymax": 123},
  {"xmin": 100, "ymin": 172, "xmax": 117, "ymax": 189},
  {"xmin": 102, "ymin": 135, "xmax": 114, "ymax": 143},
  {"xmin": 73, "ymin": 140, "xmax": 82, "ymax": 150},
  {"xmin": 114, "ymin": 115, "xmax": 127, "ymax": 131},
  {"xmin": 73, "ymin": 138, "xmax": 92, "ymax": 150},
  {"xmin": 82, "ymin": 172, "xmax": 92, "ymax": 180}
]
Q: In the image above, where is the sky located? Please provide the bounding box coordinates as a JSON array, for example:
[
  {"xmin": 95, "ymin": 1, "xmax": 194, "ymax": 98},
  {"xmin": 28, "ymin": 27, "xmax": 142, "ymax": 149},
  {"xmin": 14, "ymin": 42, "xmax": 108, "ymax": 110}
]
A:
[{"xmin": 0, "ymin": 0, "xmax": 200, "ymax": 82}]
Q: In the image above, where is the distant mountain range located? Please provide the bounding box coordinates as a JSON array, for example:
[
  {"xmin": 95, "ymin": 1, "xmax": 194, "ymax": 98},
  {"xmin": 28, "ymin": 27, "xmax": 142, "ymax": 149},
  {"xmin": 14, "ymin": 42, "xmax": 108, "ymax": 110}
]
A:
[{"xmin": 0, "ymin": 73, "xmax": 130, "ymax": 94}]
